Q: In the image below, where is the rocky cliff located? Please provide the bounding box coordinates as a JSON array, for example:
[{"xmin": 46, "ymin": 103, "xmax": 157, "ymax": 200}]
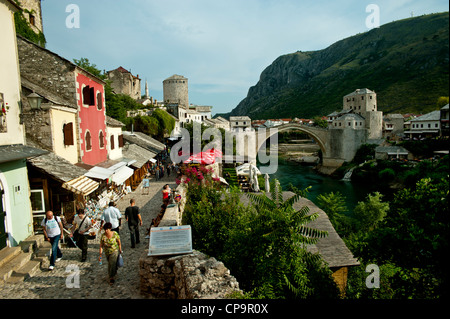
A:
[{"xmin": 223, "ymin": 12, "xmax": 449, "ymax": 120}]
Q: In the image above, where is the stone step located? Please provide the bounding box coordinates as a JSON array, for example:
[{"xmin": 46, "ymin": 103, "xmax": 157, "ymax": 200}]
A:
[
  {"xmin": 0, "ymin": 250, "xmax": 33, "ymax": 283},
  {"xmin": 0, "ymin": 246, "xmax": 22, "ymax": 268},
  {"xmin": 7, "ymin": 259, "xmax": 42, "ymax": 284}
]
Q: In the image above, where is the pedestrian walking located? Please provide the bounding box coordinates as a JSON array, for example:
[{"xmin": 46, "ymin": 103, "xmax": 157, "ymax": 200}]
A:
[
  {"xmin": 155, "ymin": 166, "xmax": 160, "ymax": 180},
  {"xmin": 99, "ymin": 222, "xmax": 122, "ymax": 285},
  {"xmin": 124, "ymin": 199, "xmax": 143, "ymax": 248},
  {"xmin": 41, "ymin": 211, "xmax": 63, "ymax": 270},
  {"xmin": 162, "ymin": 184, "xmax": 171, "ymax": 207},
  {"xmin": 71, "ymin": 209, "xmax": 93, "ymax": 262},
  {"xmin": 101, "ymin": 201, "xmax": 122, "ymax": 234}
]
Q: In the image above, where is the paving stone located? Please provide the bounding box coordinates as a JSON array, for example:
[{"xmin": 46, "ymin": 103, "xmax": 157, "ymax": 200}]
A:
[{"xmin": 0, "ymin": 174, "xmax": 176, "ymax": 299}]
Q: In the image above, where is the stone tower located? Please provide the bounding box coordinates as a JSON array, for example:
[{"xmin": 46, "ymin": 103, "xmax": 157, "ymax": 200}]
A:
[
  {"xmin": 343, "ymin": 88, "xmax": 382, "ymax": 139},
  {"xmin": 163, "ymin": 74, "xmax": 188, "ymax": 108},
  {"xmin": 145, "ymin": 80, "xmax": 149, "ymax": 99},
  {"xmin": 19, "ymin": 0, "xmax": 44, "ymax": 34}
]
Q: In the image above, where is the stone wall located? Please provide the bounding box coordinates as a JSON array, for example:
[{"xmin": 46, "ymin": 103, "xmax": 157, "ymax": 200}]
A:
[
  {"xmin": 140, "ymin": 175, "xmax": 242, "ymax": 299},
  {"xmin": 17, "ymin": 36, "xmax": 77, "ymax": 107},
  {"xmin": 139, "ymin": 250, "xmax": 241, "ymax": 299}
]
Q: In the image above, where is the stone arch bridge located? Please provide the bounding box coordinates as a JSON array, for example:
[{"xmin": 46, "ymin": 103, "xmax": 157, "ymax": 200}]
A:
[{"xmin": 238, "ymin": 123, "xmax": 367, "ymax": 170}]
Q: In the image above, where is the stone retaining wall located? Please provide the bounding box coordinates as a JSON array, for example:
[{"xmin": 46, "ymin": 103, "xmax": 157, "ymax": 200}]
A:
[{"xmin": 139, "ymin": 250, "xmax": 241, "ymax": 299}]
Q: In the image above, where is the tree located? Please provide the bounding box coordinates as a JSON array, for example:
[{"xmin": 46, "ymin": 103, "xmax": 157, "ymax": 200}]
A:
[
  {"xmin": 353, "ymin": 192, "xmax": 389, "ymax": 231},
  {"xmin": 436, "ymin": 96, "xmax": 449, "ymax": 108},
  {"xmin": 73, "ymin": 58, "xmax": 106, "ymax": 79},
  {"xmin": 357, "ymin": 177, "xmax": 449, "ymax": 298}
]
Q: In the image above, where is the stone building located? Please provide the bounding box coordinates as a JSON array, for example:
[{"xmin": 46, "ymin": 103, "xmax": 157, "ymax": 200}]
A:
[
  {"xmin": 106, "ymin": 66, "xmax": 141, "ymax": 100},
  {"xmin": 383, "ymin": 113, "xmax": 404, "ymax": 138},
  {"xmin": 16, "ymin": 0, "xmax": 43, "ymax": 34},
  {"xmin": 1, "ymin": 0, "xmax": 47, "ymax": 250},
  {"xmin": 17, "ymin": 35, "xmax": 108, "ymax": 166},
  {"xmin": 342, "ymin": 88, "xmax": 383, "ymax": 139},
  {"xmin": 230, "ymin": 116, "xmax": 252, "ymax": 132},
  {"xmin": 163, "ymin": 75, "xmax": 189, "ymax": 107}
]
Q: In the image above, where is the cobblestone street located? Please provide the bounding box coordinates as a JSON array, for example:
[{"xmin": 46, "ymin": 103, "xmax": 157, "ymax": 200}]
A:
[{"xmin": 0, "ymin": 175, "xmax": 177, "ymax": 299}]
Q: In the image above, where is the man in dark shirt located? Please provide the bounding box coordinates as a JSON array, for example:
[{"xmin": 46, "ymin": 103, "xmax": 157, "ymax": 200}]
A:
[{"xmin": 124, "ymin": 199, "xmax": 143, "ymax": 248}]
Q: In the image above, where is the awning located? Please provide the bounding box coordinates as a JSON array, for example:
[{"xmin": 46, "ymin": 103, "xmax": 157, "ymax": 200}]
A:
[
  {"xmin": 111, "ymin": 165, "xmax": 134, "ymax": 185},
  {"xmin": 62, "ymin": 175, "xmax": 99, "ymax": 196},
  {"xmin": 84, "ymin": 166, "xmax": 115, "ymax": 180}
]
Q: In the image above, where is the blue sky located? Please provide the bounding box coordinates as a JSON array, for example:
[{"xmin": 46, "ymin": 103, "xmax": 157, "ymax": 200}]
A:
[{"xmin": 41, "ymin": 0, "xmax": 449, "ymax": 115}]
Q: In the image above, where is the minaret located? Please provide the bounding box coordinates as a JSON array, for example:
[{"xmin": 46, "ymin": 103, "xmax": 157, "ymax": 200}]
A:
[{"xmin": 145, "ymin": 80, "xmax": 149, "ymax": 99}]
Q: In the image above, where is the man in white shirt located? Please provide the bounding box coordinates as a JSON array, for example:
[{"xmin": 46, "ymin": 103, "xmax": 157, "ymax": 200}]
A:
[
  {"xmin": 41, "ymin": 211, "xmax": 64, "ymax": 270},
  {"xmin": 101, "ymin": 201, "xmax": 122, "ymax": 234}
]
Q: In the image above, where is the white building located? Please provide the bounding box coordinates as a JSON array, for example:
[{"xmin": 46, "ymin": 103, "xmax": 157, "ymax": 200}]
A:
[
  {"xmin": 106, "ymin": 116, "xmax": 125, "ymax": 160},
  {"xmin": 230, "ymin": 116, "xmax": 252, "ymax": 132},
  {"xmin": 405, "ymin": 110, "xmax": 441, "ymax": 139}
]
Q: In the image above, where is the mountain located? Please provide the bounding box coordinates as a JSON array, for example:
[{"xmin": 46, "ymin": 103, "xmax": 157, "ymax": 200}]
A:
[{"xmin": 222, "ymin": 12, "xmax": 449, "ymax": 120}]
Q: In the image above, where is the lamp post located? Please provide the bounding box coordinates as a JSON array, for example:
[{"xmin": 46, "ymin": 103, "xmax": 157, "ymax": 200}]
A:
[{"xmin": 27, "ymin": 92, "xmax": 42, "ymax": 110}]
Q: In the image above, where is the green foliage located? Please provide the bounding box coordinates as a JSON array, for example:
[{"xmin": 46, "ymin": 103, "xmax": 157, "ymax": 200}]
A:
[
  {"xmin": 73, "ymin": 58, "xmax": 106, "ymax": 79},
  {"xmin": 182, "ymin": 176, "xmax": 339, "ymax": 298},
  {"xmin": 354, "ymin": 177, "xmax": 449, "ymax": 298},
  {"xmin": 227, "ymin": 12, "xmax": 449, "ymax": 119},
  {"xmin": 353, "ymin": 192, "xmax": 389, "ymax": 231},
  {"xmin": 313, "ymin": 116, "xmax": 328, "ymax": 128},
  {"xmin": 14, "ymin": 7, "xmax": 46, "ymax": 47},
  {"xmin": 352, "ymin": 144, "xmax": 377, "ymax": 164},
  {"xmin": 436, "ymin": 96, "xmax": 449, "ymax": 108}
]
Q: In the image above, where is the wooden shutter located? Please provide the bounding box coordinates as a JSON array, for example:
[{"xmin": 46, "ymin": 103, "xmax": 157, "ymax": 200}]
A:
[
  {"xmin": 82, "ymin": 86, "xmax": 90, "ymax": 105},
  {"xmin": 89, "ymin": 87, "xmax": 95, "ymax": 106},
  {"xmin": 97, "ymin": 92, "xmax": 102, "ymax": 110},
  {"xmin": 110, "ymin": 135, "xmax": 115, "ymax": 150},
  {"xmin": 99, "ymin": 131, "xmax": 104, "ymax": 148},
  {"xmin": 63, "ymin": 122, "xmax": 74, "ymax": 146},
  {"xmin": 118, "ymin": 134, "xmax": 124, "ymax": 147},
  {"xmin": 85, "ymin": 131, "xmax": 92, "ymax": 150}
]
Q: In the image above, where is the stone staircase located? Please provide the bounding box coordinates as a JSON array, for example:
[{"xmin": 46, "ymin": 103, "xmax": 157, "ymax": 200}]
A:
[{"xmin": 0, "ymin": 234, "xmax": 51, "ymax": 284}]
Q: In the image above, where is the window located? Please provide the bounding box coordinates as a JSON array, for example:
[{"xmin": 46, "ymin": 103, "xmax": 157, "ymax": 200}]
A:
[
  {"xmin": 370, "ymin": 96, "xmax": 373, "ymax": 99},
  {"xmin": 428, "ymin": 124, "xmax": 431, "ymax": 128},
  {"xmin": 118, "ymin": 134, "xmax": 124, "ymax": 148},
  {"xmin": 361, "ymin": 96, "xmax": 364, "ymax": 100},
  {"xmin": 63, "ymin": 122, "xmax": 74, "ymax": 146},
  {"xmin": 30, "ymin": 190, "xmax": 45, "ymax": 214},
  {"xmin": 435, "ymin": 123, "xmax": 439, "ymax": 128},
  {"xmin": 29, "ymin": 14, "xmax": 35, "ymax": 26},
  {"xmin": 99, "ymin": 130, "xmax": 104, "ymax": 148},
  {"xmin": 85, "ymin": 131, "xmax": 92, "ymax": 151},
  {"xmin": 110, "ymin": 135, "xmax": 115, "ymax": 150},
  {"xmin": 82, "ymin": 86, "xmax": 95, "ymax": 106},
  {"xmin": 97, "ymin": 92, "xmax": 103, "ymax": 110}
]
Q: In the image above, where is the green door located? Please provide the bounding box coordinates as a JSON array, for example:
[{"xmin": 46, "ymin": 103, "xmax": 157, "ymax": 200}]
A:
[{"xmin": 0, "ymin": 188, "xmax": 7, "ymax": 250}]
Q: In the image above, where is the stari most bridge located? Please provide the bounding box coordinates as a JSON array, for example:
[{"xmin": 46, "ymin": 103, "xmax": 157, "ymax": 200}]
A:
[{"xmin": 234, "ymin": 123, "xmax": 367, "ymax": 170}]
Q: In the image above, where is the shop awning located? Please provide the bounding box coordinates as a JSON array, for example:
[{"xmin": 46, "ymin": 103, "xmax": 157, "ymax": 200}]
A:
[
  {"xmin": 84, "ymin": 166, "xmax": 115, "ymax": 180},
  {"xmin": 62, "ymin": 175, "xmax": 99, "ymax": 196},
  {"xmin": 111, "ymin": 165, "xmax": 134, "ymax": 185}
]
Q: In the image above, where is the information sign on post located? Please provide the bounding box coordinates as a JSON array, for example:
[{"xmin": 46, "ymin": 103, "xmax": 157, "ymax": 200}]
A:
[{"xmin": 148, "ymin": 225, "xmax": 193, "ymax": 256}]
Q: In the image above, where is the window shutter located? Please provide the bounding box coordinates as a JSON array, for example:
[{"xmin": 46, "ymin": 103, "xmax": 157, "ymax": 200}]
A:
[
  {"xmin": 82, "ymin": 86, "xmax": 90, "ymax": 105},
  {"xmin": 110, "ymin": 135, "xmax": 115, "ymax": 150},
  {"xmin": 99, "ymin": 131, "xmax": 104, "ymax": 148},
  {"xmin": 85, "ymin": 131, "xmax": 92, "ymax": 150},
  {"xmin": 63, "ymin": 122, "xmax": 74, "ymax": 146},
  {"xmin": 118, "ymin": 134, "xmax": 124, "ymax": 147},
  {"xmin": 97, "ymin": 92, "xmax": 102, "ymax": 110},
  {"xmin": 89, "ymin": 87, "xmax": 95, "ymax": 106}
]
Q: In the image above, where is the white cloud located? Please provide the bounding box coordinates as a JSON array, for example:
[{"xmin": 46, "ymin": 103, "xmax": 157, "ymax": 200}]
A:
[{"xmin": 41, "ymin": 0, "xmax": 449, "ymax": 115}]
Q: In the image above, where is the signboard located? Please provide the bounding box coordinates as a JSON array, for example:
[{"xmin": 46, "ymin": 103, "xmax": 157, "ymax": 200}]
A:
[{"xmin": 148, "ymin": 225, "xmax": 193, "ymax": 256}]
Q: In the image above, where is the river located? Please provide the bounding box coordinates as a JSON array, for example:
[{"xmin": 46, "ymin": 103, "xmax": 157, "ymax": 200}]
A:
[{"xmin": 269, "ymin": 158, "xmax": 375, "ymax": 212}]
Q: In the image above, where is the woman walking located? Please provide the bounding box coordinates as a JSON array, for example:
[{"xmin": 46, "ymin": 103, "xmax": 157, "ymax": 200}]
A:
[{"xmin": 99, "ymin": 222, "xmax": 122, "ymax": 285}]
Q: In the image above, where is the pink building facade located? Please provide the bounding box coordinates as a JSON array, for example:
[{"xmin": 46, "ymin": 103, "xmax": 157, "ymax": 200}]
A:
[{"xmin": 76, "ymin": 72, "xmax": 107, "ymax": 166}]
